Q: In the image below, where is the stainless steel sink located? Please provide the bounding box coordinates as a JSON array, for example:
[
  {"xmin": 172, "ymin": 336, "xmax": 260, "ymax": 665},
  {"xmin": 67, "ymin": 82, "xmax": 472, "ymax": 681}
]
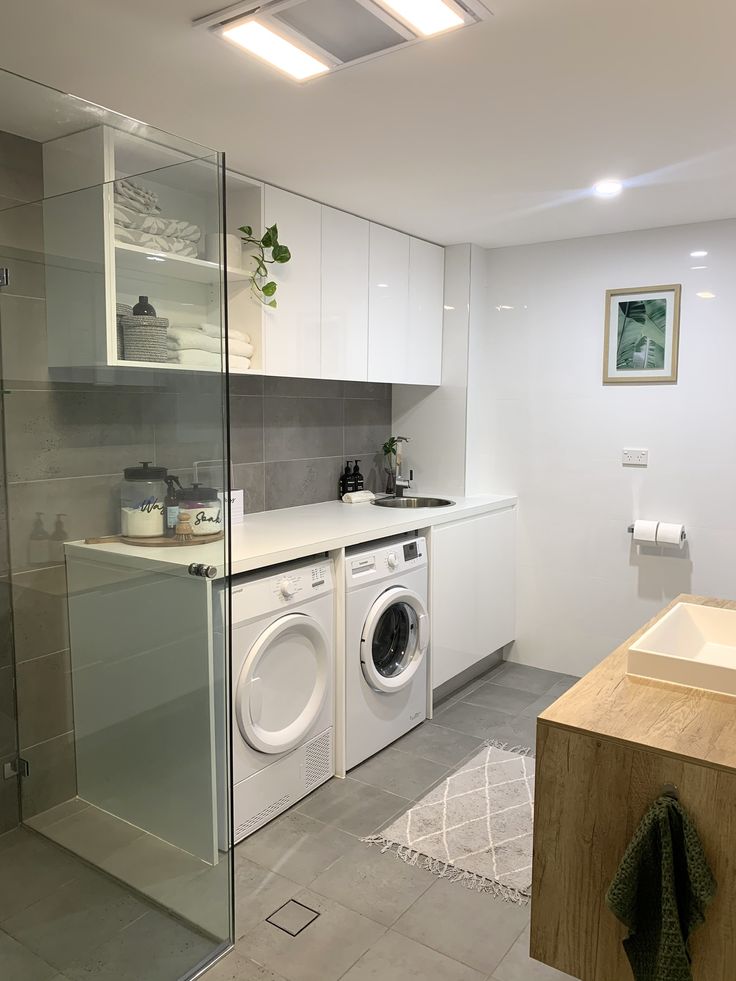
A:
[{"xmin": 372, "ymin": 496, "xmax": 455, "ymax": 509}]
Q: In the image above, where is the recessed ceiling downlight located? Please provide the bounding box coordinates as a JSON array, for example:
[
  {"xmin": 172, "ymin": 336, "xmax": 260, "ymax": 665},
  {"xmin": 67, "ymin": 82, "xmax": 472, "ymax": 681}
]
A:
[
  {"xmin": 697, "ymin": 291, "xmax": 716, "ymax": 299},
  {"xmin": 376, "ymin": 0, "xmax": 464, "ymax": 37},
  {"xmin": 593, "ymin": 179, "xmax": 623, "ymax": 198},
  {"xmin": 690, "ymin": 250, "xmax": 708, "ymax": 258},
  {"xmin": 222, "ymin": 20, "xmax": 330, "ymax": 79}
]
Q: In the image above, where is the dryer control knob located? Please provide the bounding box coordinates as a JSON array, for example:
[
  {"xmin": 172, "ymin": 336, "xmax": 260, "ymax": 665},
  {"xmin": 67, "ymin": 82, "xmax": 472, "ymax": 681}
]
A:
[
  {"xmin": 387, "ymin": 552, "xmax": 399, "ymax": 569},
  {"xmin": 279, "ymin": 579, "xmax": 295, "ymax": 599}
]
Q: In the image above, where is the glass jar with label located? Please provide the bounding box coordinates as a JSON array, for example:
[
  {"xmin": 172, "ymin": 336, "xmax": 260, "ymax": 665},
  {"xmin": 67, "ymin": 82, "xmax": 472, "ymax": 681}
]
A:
[
  {"xmin": 177, "ymin": 484, "xmax": 223, "ymax": 536},
  {"xmin": 121, "ymin": 462, "xmax": 167, "ymax": 537}
]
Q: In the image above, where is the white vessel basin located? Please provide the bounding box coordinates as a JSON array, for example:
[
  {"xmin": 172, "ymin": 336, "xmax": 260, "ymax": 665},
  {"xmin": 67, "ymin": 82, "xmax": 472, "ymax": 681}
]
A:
[{"xmin": 628, "ymin": 602, "xmax": 736, "ymax": 696}]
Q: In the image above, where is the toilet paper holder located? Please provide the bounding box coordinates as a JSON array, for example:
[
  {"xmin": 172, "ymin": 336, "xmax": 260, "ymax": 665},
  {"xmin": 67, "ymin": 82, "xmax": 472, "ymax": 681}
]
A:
[{"xmin": 627, "ymin": 523, "xmax": 687, "ymax": 543}]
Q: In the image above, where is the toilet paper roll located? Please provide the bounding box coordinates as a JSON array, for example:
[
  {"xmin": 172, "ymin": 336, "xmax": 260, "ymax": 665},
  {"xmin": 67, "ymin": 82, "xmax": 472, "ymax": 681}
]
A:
[
  {"xmin": 656, "ymin": 522, "xmax": 686, "ymax": 548},
  {"xmin": 632, "ymin": 519, "xmax": 659, "ymax": 544}
]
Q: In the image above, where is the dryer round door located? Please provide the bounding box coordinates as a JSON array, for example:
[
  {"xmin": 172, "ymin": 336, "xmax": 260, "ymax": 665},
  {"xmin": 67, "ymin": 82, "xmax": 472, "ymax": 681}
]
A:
[
  {"xmin": 236, "ymin": 613, "xmax": 330, "ymax": 755},
  {"xmin": 360, "ymin": 586, "xmax": 429, "ymax": 694}
]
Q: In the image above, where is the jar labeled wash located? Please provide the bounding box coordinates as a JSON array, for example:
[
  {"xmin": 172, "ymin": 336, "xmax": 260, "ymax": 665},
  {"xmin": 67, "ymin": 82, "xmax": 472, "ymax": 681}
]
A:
[
  {"xmin": 177, "ymin": 484, "xmax": 222, "ymax": 536},
  {"xmin": 121, "ymin": 462, "xmax": 167, "ymax": 537}
]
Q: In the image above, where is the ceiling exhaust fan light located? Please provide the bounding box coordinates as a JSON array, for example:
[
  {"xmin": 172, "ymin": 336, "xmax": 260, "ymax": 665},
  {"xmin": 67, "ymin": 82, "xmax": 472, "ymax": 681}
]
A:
[
  {"xmin": 593, "ymin": 178, "xmax": 623, "ymax": 198},
  {"xmin": 377, "ymin": 0, "xmax": 464, "ymax": 37},
  {"xmin": 222, "ymin": 20, "xmax": 330, "ymax": 80}
]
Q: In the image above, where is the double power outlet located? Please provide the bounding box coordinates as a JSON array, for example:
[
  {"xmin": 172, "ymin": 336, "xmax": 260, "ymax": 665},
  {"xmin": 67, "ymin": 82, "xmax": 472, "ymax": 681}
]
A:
[{"xmin": 622, "ymin": 448, "xmax": 649, "ymax": 467}]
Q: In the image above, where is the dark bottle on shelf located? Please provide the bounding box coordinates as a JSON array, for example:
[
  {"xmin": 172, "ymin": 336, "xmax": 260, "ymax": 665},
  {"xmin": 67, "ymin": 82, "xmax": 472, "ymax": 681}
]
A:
[
  {"xmin": 352, "ymin": 460, "xmax": 364, "ymax": 492},
  {"xmin": 339, "ymin": 461, "xmax": 353, "ymax": 498},
  {"xmin": 164, "ymin": 476, "xmax": 182, "ymax": 538},
  {"xmin": 133, "ymin": 295, "xmax": 157, "ymax": 316}
]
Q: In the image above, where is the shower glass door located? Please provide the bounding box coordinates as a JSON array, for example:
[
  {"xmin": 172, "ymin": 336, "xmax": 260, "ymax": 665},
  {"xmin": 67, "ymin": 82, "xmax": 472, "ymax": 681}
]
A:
[{"xmin": 0, "ymin": 69, "xmax": 233, "ymax": 980}]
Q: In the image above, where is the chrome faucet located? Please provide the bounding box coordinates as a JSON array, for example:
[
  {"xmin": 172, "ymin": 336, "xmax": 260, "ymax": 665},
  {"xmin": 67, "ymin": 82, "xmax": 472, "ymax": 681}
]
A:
[{"xmin": 394, "ymin": 467, "xmax": 414, "ymax": 497}]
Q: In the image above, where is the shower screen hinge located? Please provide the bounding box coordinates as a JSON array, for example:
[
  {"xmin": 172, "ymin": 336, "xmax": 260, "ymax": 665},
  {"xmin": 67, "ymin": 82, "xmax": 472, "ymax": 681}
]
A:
[
  {"xmin": 0, "ymin": 268, "xmax": 9, "ymax": 289},
  {"xmin": 3, "ymin": 758, "xmax": 29, "ymax": 780}
]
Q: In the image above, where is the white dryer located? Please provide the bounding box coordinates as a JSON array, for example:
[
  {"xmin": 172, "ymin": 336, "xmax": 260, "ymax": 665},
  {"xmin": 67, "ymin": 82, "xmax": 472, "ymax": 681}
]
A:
[
  {"xmin": 345, "ymin": 536, "xmax": 429, "ymax": 770},
  {"xmin": 231, "ymin": 558, "xmax": 334, "ymax": 842}
]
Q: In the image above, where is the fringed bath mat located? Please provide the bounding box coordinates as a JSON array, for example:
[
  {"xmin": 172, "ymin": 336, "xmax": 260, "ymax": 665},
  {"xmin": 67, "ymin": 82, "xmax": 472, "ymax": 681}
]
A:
[{"xmin": 363, "ymin": 741, "xmax": 534, "ymax": 904}]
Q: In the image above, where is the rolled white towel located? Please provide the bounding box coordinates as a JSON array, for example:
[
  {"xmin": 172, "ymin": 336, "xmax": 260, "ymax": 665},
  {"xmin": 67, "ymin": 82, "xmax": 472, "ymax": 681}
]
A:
[
  {"xmin": 167, "ymin": 349, "xmax": 221, "ymax": 369},
  {"xmin": 229, "ymin": 338, "xmax": 254, "ymax": 359}
]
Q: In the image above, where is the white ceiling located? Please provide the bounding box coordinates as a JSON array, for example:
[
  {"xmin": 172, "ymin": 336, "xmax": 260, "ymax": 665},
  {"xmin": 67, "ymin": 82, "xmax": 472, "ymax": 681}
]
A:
[{"xmin": 1, "ymin": 0, "xmax": 735, "ymax": 247}]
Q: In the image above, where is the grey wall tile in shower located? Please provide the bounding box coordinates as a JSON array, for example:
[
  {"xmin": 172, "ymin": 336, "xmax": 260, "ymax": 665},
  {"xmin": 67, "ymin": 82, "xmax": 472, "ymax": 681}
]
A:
[
  {"xmin": 0, "ymin": 132, "xmax": 44, "ymax": 202},
  {"xmin": 264, "ymin": 376, "xmax": 344, "ymax": 399},
  {"xmin": 232, "ymin": 463, "xmax": 265, "ymax": 515},
  {"xmin": 230, "ymin": 396, "xmax": 264, "ymax": 465},
  {"xmin": 16, "ymin": 649, "xmax": 74, "ymax": 750},
  {"xmin": 11, "ymin": 567, "xmax": 70, "ymax": 664},
  {"xmin": 4, "ymin": 389, "xmax": 156, "ymax": 482},
  {"xmin": 21, "ymin": 732, "xmax": 77, "ymax": 819}
]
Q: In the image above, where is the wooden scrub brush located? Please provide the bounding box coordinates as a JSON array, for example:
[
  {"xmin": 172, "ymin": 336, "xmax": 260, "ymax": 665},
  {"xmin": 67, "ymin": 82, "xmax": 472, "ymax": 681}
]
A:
[{"xmin": 175, "ymin": 513, "xmax": 194, "ymax": 543}]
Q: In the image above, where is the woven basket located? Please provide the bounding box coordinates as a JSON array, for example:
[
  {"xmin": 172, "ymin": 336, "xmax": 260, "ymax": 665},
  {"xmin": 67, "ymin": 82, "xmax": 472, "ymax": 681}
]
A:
[
  {"xmin": 120, "ymin": 315, "xmax": 169, "ymax": 363},
  {"xmin": 116, "ymin": 303, "xmax": 133, "ymax": 359}
]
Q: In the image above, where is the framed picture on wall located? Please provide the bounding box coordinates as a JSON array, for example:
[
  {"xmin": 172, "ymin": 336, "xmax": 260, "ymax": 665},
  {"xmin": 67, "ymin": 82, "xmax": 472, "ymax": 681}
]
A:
[{"xmin": 603, "ymin": 284, "xmax": 681, "ymax": 384}]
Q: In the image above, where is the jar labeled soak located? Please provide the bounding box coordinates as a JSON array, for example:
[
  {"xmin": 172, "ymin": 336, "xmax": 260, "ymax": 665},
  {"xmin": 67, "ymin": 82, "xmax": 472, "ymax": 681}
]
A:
[
  {"xmin": 121, "ymin": 462, "xmax": 167, "ymax": 537},
  {"xmin": 177, "ymin": 484, "xmax": 222, "ymax": 536}
]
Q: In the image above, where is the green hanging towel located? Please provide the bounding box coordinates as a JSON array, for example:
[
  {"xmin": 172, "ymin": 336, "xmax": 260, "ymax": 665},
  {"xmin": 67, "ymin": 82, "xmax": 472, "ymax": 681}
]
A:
[{"xmin": 606, "ymin": 796, "xmax": 716, "ymax": 981}]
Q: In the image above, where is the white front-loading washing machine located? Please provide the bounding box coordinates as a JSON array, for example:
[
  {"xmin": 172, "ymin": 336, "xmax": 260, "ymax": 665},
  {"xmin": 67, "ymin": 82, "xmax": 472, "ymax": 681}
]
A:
[
  {"xmin": 231, "ymin": 557, "xmax": 334, "ymax": 842},
  {"xmin": 345, "ymin": 536, "xmax": 429, "ymax": 771}
]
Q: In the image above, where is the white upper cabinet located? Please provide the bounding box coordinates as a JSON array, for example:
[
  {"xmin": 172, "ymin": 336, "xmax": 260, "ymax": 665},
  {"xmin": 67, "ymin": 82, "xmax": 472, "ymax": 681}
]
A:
[
  {"xmin": 407, "ymin": 238, "xmax": 445, "ymax": 385},
  {"xmin": 263, "ymin": 185, "xmax": 321, "ymax": 378},
  {"xmin": 367, "ymin": 224, "xmax": 410, "ymax": 383},
  {"xmin": 320, "ymin": 207, "xmax": 369, "ymax": 381}
]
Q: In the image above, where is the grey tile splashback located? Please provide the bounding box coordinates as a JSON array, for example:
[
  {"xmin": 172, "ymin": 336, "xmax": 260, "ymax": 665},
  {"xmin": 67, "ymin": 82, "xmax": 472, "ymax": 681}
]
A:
[{"xmin": 229, "ymin": 376, "xmax": 392, "ymax": 512}]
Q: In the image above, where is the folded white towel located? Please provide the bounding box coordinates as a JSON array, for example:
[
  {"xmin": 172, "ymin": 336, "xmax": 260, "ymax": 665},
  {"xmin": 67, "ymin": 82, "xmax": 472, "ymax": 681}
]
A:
[
  {"xmin": 229, "ymin": 338, "xmax": 254, "ymax": 358},
  {"xmin": 198, "ymin": 322, "xmax": 250, "ymax": 344},
  {"xmin": 114, "ymin": 203, "xmax": 201, "ymax": 242},
  {"xmin": 167, "ymin": 326, "xmax": 222, "ymax": 355},
  {"xmin": 342, "ymin": 490, "xmax": 376, "ymax": 504},
  {"xmin": 230, "ymin": 356, "xmax": 252, "ymax": 372},
  {"xmin": 114, "ymin": 178, "xmax": 160, "ymax": 215},
  {"xmin": 167, "ymin": 349, "xmax": 221, "ymax": 368}
]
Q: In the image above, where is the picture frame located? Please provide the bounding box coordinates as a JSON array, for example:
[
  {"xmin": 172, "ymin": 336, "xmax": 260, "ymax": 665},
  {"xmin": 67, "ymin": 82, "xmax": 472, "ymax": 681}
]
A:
[{"xmin": 602, "ymin": 283, "xmax": 681, "ymax": 384}]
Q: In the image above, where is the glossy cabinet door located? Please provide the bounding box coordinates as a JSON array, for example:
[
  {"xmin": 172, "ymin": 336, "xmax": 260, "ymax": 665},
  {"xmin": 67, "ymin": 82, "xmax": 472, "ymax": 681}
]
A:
[
  {"xmin": 264, "ymin": 185, "xmax": 321, "ymax": 378},
  {"xmin": 408, "ymin": 237, "xmax": 445, "ymax": 385},
  {"xmin": 430, "ymin": 508, "xmax": 517, "ymax": 690},
  {"xmin": 367, "ymin": 223, "xmax": 410, "ymax": 383},
  {"xmin": 321, "ymin": 206, "xmax": 369, "ymax": 381}
]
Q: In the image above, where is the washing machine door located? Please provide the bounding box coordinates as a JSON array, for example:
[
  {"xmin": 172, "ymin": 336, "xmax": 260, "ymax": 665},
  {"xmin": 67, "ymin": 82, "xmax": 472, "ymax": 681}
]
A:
[
  {"xmin": 236, "ymin": 613, "xmax": 330, "ymax": 755},
  {"xmin": 361, "ymin": 586, "xmax": 429, "ymax": 693}
]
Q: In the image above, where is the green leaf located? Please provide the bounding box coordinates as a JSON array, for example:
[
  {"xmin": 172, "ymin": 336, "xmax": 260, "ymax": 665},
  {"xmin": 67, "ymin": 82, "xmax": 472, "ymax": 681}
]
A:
[
  {"xmin": 272, "ymin": 244, "xmax": 291, "ymax": 264},
  {"xmin": 267, "ymin": 299, "xmax": 277, "ymax": 308},
  {"xmin": 262, "ymin": 281, "xmax": 277, "ymax": 297},
  {"xmin": 261, "ymin": 228, "xmax": 273, "ymax": 249},
  {"xmin": 238, "ymin": 225, "xmax": 253, "ymax": 237}
]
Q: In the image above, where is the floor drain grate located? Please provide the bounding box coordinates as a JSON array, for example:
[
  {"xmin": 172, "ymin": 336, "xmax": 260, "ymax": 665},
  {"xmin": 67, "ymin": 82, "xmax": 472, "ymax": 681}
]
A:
[{"xmin": 266, "ymin": 899, "xmax": 320, "ymax": 937}]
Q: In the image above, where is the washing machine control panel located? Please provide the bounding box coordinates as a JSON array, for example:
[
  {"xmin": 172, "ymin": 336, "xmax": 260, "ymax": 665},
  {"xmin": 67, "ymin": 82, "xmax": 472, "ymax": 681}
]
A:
[{"xmin": 348, "ymin": 537, "xmax": 427, "ymax": 583}]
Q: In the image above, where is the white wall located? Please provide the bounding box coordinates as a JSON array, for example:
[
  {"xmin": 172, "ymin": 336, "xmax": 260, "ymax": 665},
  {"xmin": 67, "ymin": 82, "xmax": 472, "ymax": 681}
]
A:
[
  {"xmin": 469, "ymin": 218, "xmax": 736, "ymax": 675},
  {"xmin": 392, "ymin": 244, "xmax": 478, "ymax": 496}
]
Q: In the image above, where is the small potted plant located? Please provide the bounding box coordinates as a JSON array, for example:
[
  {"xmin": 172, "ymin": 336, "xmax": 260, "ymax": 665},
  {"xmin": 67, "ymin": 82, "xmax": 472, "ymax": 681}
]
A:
[{"xmin": 382, "ymin": 435, "xmax": 410, "ymax": 495}]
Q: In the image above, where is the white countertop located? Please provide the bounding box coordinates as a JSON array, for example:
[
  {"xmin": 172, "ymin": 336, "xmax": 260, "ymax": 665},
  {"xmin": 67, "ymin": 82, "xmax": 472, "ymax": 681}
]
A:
[{"xmin": 66, "ymin": 494, "xmax": 517, "ymax": 579}]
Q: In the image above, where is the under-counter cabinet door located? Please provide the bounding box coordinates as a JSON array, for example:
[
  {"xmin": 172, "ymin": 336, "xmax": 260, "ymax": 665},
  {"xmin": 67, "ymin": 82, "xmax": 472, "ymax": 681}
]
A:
[
  {"xmin": 263, "ymin": 185, "xmax": 321, "ymax": 378},
  {"xmin": 321, "ymin": 206, "xmax": 369, "ymax": 381},
  {"xmin": 367, "ymin": 223, "xmax": 410, "ymax": 383},
  {"xmin": 430, "ymin": 508, "xmax": 517, "ymax": 691},
  {"xmin": 408, "ymin": 238, "xmax": 444, "ymax": 385}
]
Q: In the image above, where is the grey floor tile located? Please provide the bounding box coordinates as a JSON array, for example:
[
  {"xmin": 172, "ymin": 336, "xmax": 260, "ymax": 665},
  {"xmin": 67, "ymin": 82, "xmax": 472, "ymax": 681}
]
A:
[
  {"xmin": 394, "ymin": 879, "xmax": 529, "ymax": 975},
  {"xmin": 434, "ymin": 676, "xmax": 488, "ymax": 711},
  {"xmin": 239, "ymin": 889, "xmax": 385, "ymax": 981},
  {"xmin": 310, "ymin": 842, "xmax": 434, "ymax": 926},
  {"xmin": 433, "ymin": 701, "xmax": 518, "ymax": 741},
  {"xmin": 235, "ymin": 855, "xmax": 301, "ymax": 940},
  {"xmin": 206, "ymin": 946, "xmax": 288, "ymax": 980},
  {"xmin": 349, "ymin": 748, "xmax": 450, "ymax": 801},
  {"xmin": 519, "ymin": 682, "xmax": 578, "ymax": 719},
  {"xmin": 297, "ymin": 777, "xmax": 411, "ymax": 837},
  {"xmin": 267, "ymin": 899, "xmax": 319, "ymax": 936},
  {"xmin": 64, "ymin": 908, "xmax": 217, "ymax": 981},
  {"xmin": 341, "ymin": 930, "xmax": 486, "ymax": 981},
  {"xmin": 3, "ymin": 867, "xmax": 150, "ymax": 971},
  {"xmin": 0, "ymin": 929, "xmax": 59, "ymax": 981},
  {"xmin": 484, "ymin": 664, "xmax": 572, "ymax": 696},
  {"xmin": 39, "ymin": 805, "xmax": 146, "ymax": 869},
  {"xmin": 469, "ymin": 714, "xmax": 538, "ymax": 754},
  {"xmin": 462, "ymin": 683, "xmax": 540, "ymax": 715},
  {"xmin": 24, "ymin": 798, "xmax": 89, "ymax": 833},
  {"xmin": 492, "ymin": 926, "xmax": 575, "ymax": 980},
  {"xmin": 154, "ymin": 855, "xmax": 231, "ymax": 942},
  {"xmin": 237, "ymin": 810, "xmax": 355, "ymax": 886},
  {"xmin": 0, "ymin": 830, "xmax": 81, "ymax": 921},
  {"xmin": 98, "ymin": 826, "xmax": 208, "ymax": 896},
  {"xmin": 393, "ymin": 722, "xmax": 485, "ymax": 768}
]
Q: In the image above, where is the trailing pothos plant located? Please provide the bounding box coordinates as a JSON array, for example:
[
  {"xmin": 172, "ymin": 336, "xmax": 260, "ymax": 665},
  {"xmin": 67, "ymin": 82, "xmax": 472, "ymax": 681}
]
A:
[{"xmin": 238, "ymin": 223, "xmax": 292, "ymax": 308}]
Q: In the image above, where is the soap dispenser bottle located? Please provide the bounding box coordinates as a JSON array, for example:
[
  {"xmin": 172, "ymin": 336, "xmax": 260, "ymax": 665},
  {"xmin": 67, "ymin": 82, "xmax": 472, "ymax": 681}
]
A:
[
  {"xmin": 339, "ymin": 461, "xmax": 353, "ymax": 499},
  {"xmin": 50, "ymin": 513, "xmax": 69, "ymax": 563},
  {"xmin": 29, "ymin": 512, "xmax": 51, "ymax": 565},
  {"xmin": 133, "ymin": 295, "xmax": 157, "ymax": 316},
  {"xmin": 352, "ymin": 460, "xmax": 364, "ymax": 492}
]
